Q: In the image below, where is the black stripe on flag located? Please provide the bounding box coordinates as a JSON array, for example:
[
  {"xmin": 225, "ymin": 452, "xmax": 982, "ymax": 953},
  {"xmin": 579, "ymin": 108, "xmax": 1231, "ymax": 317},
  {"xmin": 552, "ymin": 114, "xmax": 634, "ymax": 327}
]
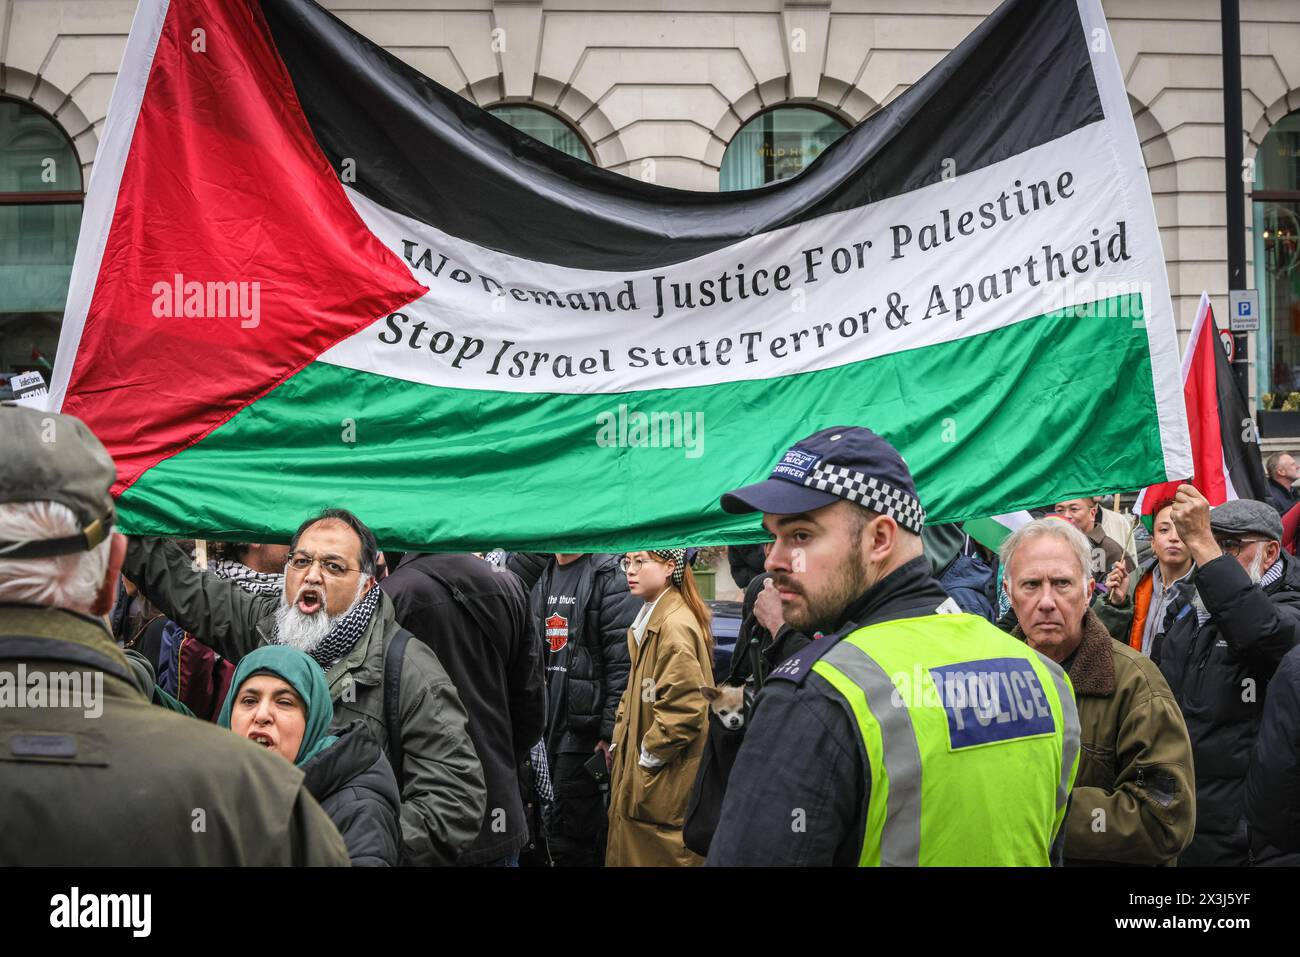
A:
[
  {"xmin": 1214, "ymin": 316, "xmax": 1269, "ymax": 502},
  {"xmin": 261, "ymin": 0, "xmax": 1102, "ymax": 270}
]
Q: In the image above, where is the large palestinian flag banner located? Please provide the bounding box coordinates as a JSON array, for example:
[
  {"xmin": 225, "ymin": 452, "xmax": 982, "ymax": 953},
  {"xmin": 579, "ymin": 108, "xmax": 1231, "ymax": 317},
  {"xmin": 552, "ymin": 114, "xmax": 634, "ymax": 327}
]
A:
[{"xmin": 49, "ymin": 0, "xmax": 1191, "ymax": 552}]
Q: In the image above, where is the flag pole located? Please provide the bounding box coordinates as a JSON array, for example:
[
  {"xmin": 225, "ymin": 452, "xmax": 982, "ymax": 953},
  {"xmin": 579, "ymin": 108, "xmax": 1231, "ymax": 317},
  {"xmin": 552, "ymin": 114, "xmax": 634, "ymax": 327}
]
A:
[{"xmin": 1221, "ymin": 0, "xmax": 1249, "ymax": 396}]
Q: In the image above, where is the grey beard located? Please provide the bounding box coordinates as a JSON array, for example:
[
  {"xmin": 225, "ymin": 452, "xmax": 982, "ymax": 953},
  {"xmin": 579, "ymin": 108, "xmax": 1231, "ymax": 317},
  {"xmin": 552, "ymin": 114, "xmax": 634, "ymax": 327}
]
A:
[
  {"xmin": 274, "ymin": 579, "xmax": 365, "ymax": 652},
  {"xmin": 1248, "ymin": 550, "xmax": 1266, "ymax": 585}
]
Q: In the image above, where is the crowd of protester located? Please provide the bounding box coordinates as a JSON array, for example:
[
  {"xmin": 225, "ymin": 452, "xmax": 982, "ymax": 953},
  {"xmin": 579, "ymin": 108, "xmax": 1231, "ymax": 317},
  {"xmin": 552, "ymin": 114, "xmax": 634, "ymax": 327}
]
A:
[{"xmin": 4, "ymin": 401, "xmax": 1300, "ymax": 866}]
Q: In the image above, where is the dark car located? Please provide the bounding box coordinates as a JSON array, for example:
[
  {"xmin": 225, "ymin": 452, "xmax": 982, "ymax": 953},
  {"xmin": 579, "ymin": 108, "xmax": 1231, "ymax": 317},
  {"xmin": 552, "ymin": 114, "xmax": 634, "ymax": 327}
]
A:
[{"xmin": 706, "ymin": 599, "xmax": 742, "ymax": 680}]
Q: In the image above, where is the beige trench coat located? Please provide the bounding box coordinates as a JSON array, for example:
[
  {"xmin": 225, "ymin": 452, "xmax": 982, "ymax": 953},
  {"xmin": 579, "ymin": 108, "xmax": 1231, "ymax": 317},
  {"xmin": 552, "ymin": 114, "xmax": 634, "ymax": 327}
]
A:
[{"xmin": 606, "ymin": 587, "xmax": 714, "ymax": 866}]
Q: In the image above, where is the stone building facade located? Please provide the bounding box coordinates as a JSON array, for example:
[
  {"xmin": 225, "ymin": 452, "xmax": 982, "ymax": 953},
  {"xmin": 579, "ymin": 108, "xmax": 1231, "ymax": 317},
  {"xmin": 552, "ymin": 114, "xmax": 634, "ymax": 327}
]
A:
[{"xmin": 3, "ymin": 0, "xmax": 1300, "ymax": 440}]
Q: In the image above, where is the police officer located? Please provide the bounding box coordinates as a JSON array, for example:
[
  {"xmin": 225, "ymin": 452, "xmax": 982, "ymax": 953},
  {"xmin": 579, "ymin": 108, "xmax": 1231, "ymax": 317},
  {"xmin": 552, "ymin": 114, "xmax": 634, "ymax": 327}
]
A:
[
  {"xmin": 706, "ymin": 426, "xmax": 1080, "ymax": 866},
  {"xmin": 0, "ymin": 404, "xmax": 349, "ymax": 865}
]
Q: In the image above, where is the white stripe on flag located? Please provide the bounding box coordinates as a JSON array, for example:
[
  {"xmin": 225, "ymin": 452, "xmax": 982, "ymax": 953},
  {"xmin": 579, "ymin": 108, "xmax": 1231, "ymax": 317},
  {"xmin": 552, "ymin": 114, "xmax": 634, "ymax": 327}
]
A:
[
  {"xmin": 965, "ymin": 510, "xmax": 1035, "ymax": 551},
  {"xmin": 1132, "ymin": 291, "xmax": 1211, "ymax": 516},
  {"xmin": 48, "ymin": 0, "xmax": 173, "ymax": 413}
]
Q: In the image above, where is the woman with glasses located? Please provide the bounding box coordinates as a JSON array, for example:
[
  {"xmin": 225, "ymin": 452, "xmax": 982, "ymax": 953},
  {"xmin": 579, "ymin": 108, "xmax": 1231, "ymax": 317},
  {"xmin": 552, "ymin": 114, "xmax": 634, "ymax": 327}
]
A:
[{"xmin": 605, "ymin": 549, "xmax": 714, "ymax": 866}]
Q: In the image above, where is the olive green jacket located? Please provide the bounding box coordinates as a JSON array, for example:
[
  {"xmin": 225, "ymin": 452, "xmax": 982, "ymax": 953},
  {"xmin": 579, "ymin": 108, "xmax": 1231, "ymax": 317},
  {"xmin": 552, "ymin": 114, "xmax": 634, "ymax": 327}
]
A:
[
  {"xmin": 123, "ymin": 537, "xmax": 485, "ymax": 866},
  {"xmin": 1019, "ymin": 610, "xmax": 1196, "ymax": 865},
  {"xmin": 0, "ymin": 603, "xmax": 350, "ymax": 865}
]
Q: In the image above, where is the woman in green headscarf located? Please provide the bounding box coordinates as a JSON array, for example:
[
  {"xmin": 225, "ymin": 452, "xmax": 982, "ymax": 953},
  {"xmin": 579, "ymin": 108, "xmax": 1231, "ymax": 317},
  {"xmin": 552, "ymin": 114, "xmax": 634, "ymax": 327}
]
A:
[{"xmin": 218, "ymin": 646, "xmax": 401, "ymax": 866}]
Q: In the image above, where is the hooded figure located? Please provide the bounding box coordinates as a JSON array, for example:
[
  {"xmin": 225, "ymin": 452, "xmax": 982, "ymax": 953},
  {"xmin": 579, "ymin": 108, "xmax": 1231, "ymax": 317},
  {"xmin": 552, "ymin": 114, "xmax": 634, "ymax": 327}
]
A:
[{"xmin": 219, "ymin": 646, "xmax": 402, "ymax": 866}]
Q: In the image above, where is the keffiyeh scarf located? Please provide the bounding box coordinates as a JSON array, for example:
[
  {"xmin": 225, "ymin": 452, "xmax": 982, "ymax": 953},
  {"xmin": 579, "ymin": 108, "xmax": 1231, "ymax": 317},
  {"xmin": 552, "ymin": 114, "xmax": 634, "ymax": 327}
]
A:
[{"xmin": 209, "ymin": 559, "xmax": 284, "ymax": 598}]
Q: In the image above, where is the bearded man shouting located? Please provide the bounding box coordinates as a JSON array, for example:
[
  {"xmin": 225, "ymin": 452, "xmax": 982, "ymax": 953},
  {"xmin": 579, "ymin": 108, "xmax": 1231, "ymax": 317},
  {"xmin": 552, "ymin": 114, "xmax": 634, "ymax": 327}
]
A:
[{"xmin": 125, "ymin": 509, "xmax": 485, "ymax": 866}]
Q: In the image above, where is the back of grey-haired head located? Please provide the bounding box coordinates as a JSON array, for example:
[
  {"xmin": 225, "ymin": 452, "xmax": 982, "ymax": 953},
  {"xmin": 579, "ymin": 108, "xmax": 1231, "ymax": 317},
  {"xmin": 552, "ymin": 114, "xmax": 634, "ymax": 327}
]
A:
[
  {"xmin": 999, "ymin": 517, "xmax": 1092, "ymax": 586},
  {"xmin": 0, "ymin": 501, "xmax": 113, "ymax": 611}
]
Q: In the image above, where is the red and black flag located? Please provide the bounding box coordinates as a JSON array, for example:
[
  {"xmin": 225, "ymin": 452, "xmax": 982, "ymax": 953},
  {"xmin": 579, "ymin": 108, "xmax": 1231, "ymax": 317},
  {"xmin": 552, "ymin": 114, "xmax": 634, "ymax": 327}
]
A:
[{"xmin": 1135, "ymin": 292, "xmax": 1268, "ymax": 524}]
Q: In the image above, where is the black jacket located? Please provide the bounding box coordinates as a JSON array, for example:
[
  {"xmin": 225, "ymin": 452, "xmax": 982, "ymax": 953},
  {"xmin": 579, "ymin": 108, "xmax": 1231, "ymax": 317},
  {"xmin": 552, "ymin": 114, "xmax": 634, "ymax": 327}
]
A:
[
  {"xmin": 683, "ymin": 572, "xmax": 811, "ymax": 856},
  {"xmin": 1154, "ymin": 550, "xmax": 1300, "ymax": 866},
  {"xmin": 706, "ymin": 556, "xmax": 957, "ymax": 866},
  {"xmin": 529, "ymin": 554, "xmax": 639, "ymax": 747},
  {"xmin": 504, "ymin": 552, "xmax": 550, "ymax": 594},
  {"xmin": 1267, "ymin": 479, "xmax": 1296, "ymax": 517},
  {"xmin": 383, "ymin": 553, "xmax": 546, "ymax": 865},
  {"xmin": 1246, "ymin": 644, "xmax": 1300, "ymax": 858},
  {"xmin": 301, "ymin": 721, "xmax": 402, "ymax": 867}
]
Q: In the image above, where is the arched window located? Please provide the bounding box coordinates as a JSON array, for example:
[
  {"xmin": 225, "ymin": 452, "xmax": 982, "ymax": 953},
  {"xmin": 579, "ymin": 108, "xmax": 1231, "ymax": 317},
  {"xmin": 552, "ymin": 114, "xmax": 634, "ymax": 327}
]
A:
[
  {"xmin": 1253, "ymin": 110, "xmax": 1300, "ymax": 412},
  {"xmin": 487, "ymin": 104, "xmax": 593, "ymax": 163},
  {"xmin": 720, "ymin": 106, "xmax": 849, "ymax": 191},
  {"xmin": 0, "ymin": 97, "xmax": 83, "ymax": 395}
]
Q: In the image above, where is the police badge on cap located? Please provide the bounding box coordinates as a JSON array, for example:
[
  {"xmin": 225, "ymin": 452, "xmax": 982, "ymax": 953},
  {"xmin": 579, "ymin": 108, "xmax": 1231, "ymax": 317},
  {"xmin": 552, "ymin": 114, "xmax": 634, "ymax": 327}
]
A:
[{"xmin": 720, "ymin": 426, "xmax": 926, "ymax": 534}]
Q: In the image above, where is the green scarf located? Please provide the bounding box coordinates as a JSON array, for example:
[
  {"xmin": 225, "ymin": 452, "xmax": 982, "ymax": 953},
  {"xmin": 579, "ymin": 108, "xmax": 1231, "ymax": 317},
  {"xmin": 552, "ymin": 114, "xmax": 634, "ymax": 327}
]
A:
[{"xmin": 217, "ymin": 646, "xmax": 337, "ymax": 766}]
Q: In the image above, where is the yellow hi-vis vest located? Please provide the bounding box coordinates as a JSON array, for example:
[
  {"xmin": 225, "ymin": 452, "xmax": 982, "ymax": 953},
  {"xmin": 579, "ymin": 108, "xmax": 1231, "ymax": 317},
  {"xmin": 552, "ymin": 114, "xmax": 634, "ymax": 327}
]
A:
[{"xmin": 812, "ymin": 613, "xmax": 1080, "ymax": 866}]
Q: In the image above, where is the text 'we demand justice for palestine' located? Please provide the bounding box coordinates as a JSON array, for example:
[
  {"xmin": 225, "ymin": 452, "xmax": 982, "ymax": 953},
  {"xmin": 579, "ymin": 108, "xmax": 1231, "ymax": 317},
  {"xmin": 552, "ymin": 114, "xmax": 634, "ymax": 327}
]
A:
[
  {"xmin": 372, "ymin": 168, "xmax": 1136, "ymax": 384},
  {"xmin": 396, "ymin": 170, "xmax": 1095, "ymax": 320}
]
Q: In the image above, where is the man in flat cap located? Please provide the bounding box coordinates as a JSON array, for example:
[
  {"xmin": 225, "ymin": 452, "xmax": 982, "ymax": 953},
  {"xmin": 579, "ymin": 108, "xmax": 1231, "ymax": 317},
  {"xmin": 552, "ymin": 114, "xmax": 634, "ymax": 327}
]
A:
[
  {"xmin": 1157, "ymin": 484, "xmax": 1300, "ymax": 865},
  {"xmin": 0, "ymin": 404, "xmax": 349, "ymax": 865},
  {"xmin": 706, "ymin": 426, "xmax": 1080, "ymax": 866}
]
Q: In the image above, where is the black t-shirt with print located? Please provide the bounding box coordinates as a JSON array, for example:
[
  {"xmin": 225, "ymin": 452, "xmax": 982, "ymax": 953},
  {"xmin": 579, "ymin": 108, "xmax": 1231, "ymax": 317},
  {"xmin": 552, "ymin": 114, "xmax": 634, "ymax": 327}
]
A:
[{"xmin": 543, "ymin": 559, "xmax": 587, "ymax": 755}]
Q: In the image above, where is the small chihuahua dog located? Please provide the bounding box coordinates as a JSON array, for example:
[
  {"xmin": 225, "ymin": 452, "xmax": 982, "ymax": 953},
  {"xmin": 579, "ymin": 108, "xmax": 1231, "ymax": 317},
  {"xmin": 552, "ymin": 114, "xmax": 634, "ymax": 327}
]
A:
[{"xmin": 700, "ymin": 684, "xmax": 746, "ymax": 731}]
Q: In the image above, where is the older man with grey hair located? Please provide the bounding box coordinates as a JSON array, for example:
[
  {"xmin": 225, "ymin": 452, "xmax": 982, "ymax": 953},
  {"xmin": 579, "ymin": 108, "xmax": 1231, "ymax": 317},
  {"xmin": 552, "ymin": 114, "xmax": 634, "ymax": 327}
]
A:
[
  {"xmin": 1001, "ymin": 517, "xmax": 1195, "ymax": 865},
  {"xmin": 1155, "ymin": 486, "xmax": 1300, "ymax": 866},
  {"xmin": 0, "ymin": 404, "xmax": 349, "ymax": 865},
  {"xmin": 1264, "ymin": 452, "xmax": 1299, "ymax": 517}
]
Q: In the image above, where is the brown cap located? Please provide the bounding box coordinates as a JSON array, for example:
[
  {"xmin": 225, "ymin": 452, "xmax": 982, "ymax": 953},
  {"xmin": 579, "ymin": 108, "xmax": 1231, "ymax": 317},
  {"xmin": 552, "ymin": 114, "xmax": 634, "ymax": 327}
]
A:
[{"xmin": 0, "ymin": 403, "xmax": 116, "ymax": 557}]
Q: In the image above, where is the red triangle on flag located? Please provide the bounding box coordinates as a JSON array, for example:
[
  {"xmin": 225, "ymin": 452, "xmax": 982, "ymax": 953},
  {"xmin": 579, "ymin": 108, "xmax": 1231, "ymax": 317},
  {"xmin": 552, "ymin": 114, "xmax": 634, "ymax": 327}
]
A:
[{"xmin": 60, "ymin": 0, "xmax": 426, "ymax": 496}]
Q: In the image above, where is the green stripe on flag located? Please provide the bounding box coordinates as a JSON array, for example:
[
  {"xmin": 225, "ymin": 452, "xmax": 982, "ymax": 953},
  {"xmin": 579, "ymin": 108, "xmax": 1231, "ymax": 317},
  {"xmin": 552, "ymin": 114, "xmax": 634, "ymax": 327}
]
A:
[
  {"xmin": 964, "ymin": 512, "xmax": 1035, "ymax": 552},
  {"xmin": 118, "ymin": 294, "xmax": 1163, "ymax": 551}
]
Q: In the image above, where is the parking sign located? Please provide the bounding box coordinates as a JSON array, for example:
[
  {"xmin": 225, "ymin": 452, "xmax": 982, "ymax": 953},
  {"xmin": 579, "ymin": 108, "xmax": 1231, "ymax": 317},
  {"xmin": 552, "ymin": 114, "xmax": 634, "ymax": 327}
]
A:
[{"xmin": 1229, "ymin": 289, "xmax": 1260, "ymax": 331}]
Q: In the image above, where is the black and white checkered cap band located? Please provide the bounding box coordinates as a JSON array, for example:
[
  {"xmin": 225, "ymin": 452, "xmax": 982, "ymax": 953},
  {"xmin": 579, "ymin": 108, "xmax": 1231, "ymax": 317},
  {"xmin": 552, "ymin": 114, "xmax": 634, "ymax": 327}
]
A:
[{"xmin": 804, "ymin": 465, "xmax": 926, "ymax": 533}]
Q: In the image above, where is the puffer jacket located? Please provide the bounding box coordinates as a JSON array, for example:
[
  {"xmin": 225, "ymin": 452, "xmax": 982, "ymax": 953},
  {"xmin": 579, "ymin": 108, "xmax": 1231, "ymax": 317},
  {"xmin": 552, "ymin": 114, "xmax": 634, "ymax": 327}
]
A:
[
  {"xmin": 302, "ymin": 721, "xmax": 402, "ymax": 866},
  {"xmin": 937, "ymin": 552, "xmax": 995, "ymax": 622},
  {"xmin": 529, "ymin": 554, "xmax": 640, "ymax": 746},
  {"xmin": 1153, "ymin": 549, "xmax": 1300, "ymax": 865},
  {"xmin": 124, "ymin": 537, "xmax": 487, "ymax": 866}
]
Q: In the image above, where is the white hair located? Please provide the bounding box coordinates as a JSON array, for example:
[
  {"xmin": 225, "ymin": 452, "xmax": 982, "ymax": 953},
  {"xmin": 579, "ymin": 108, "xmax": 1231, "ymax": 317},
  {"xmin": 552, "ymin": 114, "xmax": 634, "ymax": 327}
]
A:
[
  {"xmin": 0, "ymin": 501, "xmax": 113, "ymax": 612},
  {"xmin": 999, "ymin": 517, "xmax": 1092, "ymax": 586}
]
